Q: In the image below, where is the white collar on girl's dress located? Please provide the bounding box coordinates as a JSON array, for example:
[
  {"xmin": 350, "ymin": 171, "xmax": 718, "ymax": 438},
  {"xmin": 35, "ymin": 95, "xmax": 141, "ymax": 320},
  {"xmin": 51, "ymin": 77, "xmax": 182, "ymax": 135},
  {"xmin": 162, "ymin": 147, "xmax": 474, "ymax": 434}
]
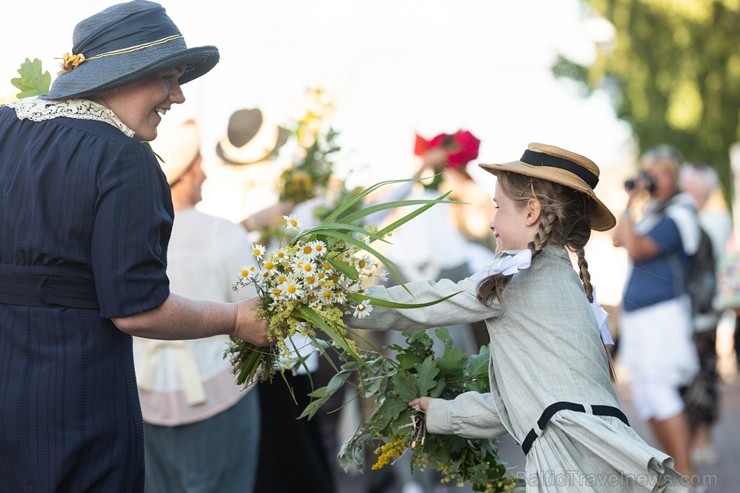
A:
[
  {"xmin": 489, "ymin": 248, "xmax": 532, "ymax": 276},
  {"xmin": 475, "ymin": 248, "xmax": 614, "ymax": 345}
]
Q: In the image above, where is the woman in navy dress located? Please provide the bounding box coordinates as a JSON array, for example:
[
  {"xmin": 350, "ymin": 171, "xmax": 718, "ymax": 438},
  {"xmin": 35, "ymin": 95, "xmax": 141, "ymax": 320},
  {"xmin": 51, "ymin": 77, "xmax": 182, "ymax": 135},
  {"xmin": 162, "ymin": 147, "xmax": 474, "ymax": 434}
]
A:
[{"xmin": 0, "ymin": 2, "xmax": 267, "ymax": 492}]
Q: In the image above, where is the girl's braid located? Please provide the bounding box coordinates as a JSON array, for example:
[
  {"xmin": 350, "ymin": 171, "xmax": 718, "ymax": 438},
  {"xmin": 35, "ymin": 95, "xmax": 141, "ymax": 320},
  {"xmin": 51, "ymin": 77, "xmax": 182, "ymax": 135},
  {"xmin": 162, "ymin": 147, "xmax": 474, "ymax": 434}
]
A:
[
  {"xmin": 576, "ymin": 247, "xmax": 594, "ymax": 303},
  {"xmin": 529, "ymin": 210, "xmax": 556, "ymax": 260}
]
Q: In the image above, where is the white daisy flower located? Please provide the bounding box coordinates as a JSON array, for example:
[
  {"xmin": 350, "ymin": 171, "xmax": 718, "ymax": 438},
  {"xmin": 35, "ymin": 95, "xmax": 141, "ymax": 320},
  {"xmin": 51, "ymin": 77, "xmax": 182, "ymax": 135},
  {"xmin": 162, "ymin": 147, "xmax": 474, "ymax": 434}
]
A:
[
  {"xmin": 333, "ymin": 290, "xmax": 347, "ymax": 304},
  {"xmin": 374, "ymin": 269, "xmax": 390, "ymax": 282},
  {"xmin": 240, "ymin": 264, "xmax": 257, "ymax": 278},
  {"xmin": 319, "ymin": 260, "xmax": 334, "ymax": 275},
  {"xmin": 251, "ymin": 243, "xmax": 266, "ymax": 260},
  {"xmin": 308, "ymin": 240, "xmax": 326, "ymax": 257},
  {"xmin": 280, "ymin": 278, "xmax": 305, "ymax": 300},
  {"xmin": 356, "ymin": 254, "xmax": 376, "ymax": 272},
  {"xmin": 274, "ymin": 248, "xmax": 289, "ymax": 264},
  {"xmin": 303, "ymin": 275, "xmax": 319, "ymax": 289},
  {"xmin": 319, "ymin": 288, "xmax": 335, "ymax": 303},
  {"xmin": 283, "ymin": 215, "xmax": 301, "ymax": 231},
  {"xmin": 296, "ymin": 261, "xmax": 317, "ymax": 278},
  {"xmin": 353, "ymin": 300, "xmax": 373, "ymax": 319}
]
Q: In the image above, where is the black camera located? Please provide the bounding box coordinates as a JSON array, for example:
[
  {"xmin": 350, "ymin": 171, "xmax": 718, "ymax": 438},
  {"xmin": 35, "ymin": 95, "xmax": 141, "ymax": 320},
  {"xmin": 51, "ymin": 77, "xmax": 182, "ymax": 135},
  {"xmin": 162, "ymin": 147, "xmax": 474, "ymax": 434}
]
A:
[{"xmin": 624, "ymin": 172, "xmax": 656, "ymax": 193}]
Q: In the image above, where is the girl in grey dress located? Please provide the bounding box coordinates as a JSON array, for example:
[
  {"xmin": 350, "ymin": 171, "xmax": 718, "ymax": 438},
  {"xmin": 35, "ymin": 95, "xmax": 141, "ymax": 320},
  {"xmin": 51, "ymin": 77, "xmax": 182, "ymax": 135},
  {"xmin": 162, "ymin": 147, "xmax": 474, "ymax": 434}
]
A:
[{"xmin": 350, "ymin": 143, "xmax": 691, "ymax": 492}]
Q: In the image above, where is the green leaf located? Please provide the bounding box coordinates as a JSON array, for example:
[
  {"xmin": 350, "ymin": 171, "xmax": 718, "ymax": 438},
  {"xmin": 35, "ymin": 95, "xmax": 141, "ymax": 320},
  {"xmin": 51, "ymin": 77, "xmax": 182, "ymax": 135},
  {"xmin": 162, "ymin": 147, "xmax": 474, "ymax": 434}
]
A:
[
  {"xmin": 326, "ymin": 255, "xmax": 359, "ymax": 281},
  {"xmin": 375, "ymin": 190, "xmax": 453, "ymax": 239},
  {"xmin": 349, "ymin": 291, "xmax": 462, "ymax": 310},
  {"xmin": 396, "ymin": 351, "xmax": 425, "ymax": 370},
  {"xmin": 391, "ymin": 371, "xmax": 418, "ymax": 403},
  {"xmin": 467, "ymin": 346, "xmax": 490, "ymax": 378},
  {"xmin": 413, "ymin": 357, "xmax": 440, "ymax": 396},
  {"xmin": 295, "ymin": 306, "xmax": 361, "ymax": 363},
  {"xmin": 434, "ymin": 327, "xmax": 454, "ymax": 349},
  {"xmin": 299, "ymin": 372, "xmax": 349, "ymax": 419},
  {"xmin": 436, "ymin": 346, "xmax": 467, "ymax": 373},
  {"xmin": 11, "ymin": 58, "xmax": 51, "ymax": 98},
  {"xmin": 372, "ymin": 394, "xmax": 409, "ymax": 430}
]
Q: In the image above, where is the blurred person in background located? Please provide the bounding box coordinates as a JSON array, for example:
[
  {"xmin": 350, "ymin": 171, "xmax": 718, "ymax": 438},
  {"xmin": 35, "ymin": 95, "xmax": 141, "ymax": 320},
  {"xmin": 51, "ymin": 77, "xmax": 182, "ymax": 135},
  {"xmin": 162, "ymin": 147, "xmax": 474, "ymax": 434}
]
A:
[
  {"xmin": 612, "ymin": 145, "xmax": 700, "ymax": 478},
  {"xmin": 679, "ymin": 162, "xmax": 732, "ymax": 467}
]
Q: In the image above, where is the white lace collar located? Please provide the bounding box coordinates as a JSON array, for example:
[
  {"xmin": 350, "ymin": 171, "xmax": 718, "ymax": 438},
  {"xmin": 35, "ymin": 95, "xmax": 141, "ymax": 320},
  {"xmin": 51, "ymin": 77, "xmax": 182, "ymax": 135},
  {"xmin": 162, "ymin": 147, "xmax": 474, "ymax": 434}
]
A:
[{"xmin": 5, "ymin": 97, "xmax": 135, "ymax": 138}]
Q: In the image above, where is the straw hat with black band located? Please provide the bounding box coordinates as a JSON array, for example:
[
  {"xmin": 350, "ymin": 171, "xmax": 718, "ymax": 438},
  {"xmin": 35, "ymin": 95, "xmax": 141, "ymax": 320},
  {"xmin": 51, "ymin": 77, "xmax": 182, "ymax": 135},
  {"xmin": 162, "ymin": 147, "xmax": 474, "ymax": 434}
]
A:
[
  {"xmin": 479, "ymin": 142, "xmax": 616, "ymax": 231},
  {"xmin": 40, "ymin": 0, "xmax": 219, "ymax": 100},
  {"xmin": 216, "ymin": 108, "xmax": 289, "ymax": 165}
]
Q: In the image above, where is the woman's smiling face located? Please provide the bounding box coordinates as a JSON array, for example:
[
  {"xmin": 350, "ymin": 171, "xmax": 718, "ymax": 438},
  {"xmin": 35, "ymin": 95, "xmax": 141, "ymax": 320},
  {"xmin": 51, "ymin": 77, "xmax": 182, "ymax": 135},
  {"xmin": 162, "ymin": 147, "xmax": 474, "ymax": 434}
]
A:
[{"xmin": 93, "ymin": 66, "xmax": 187, "ymax": 142}]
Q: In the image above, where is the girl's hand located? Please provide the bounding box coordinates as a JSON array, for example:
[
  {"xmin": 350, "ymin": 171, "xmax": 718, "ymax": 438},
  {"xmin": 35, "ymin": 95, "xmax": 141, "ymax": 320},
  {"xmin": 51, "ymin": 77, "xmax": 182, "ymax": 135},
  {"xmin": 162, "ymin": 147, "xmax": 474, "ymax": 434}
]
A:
[{"xmin": 409, "ymin": 397, "xmax": 431, "ymax": 412}]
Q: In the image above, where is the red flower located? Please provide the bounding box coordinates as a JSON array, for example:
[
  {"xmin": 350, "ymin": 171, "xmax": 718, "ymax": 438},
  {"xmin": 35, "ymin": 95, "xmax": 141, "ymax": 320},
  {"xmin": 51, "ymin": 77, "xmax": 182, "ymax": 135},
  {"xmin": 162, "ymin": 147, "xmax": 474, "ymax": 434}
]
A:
[
  {"xmin": 414, "ymin": 129, "xmax": 480, "ymax": 170},
  {"xmin": 413, "ymin": 129, "xmax": 481, "ymax": 190}
]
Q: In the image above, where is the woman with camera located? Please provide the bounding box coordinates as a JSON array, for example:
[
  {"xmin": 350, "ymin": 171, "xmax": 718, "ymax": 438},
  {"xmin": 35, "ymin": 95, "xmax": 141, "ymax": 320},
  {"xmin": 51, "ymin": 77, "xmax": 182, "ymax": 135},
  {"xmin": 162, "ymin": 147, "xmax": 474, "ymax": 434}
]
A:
[{"xmin": 612, "ymin": 145, "xmax": 701, "ymax": 481}]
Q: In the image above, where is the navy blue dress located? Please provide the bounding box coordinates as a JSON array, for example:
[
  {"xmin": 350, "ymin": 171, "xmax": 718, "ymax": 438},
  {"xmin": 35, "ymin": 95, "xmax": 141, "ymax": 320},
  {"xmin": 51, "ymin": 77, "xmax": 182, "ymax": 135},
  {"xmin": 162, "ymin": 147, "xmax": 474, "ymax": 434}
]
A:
[{"xmin": 0, "ymin": 104, "xmax": 172, "ymax": 492}]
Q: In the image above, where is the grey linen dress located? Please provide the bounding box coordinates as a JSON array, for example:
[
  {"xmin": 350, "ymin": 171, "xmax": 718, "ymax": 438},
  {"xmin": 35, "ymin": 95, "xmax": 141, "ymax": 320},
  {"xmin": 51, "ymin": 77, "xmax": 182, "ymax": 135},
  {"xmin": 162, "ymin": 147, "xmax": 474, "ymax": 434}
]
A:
[{"xmin": 350, "ymin": 245, "xmax": 687, "ymax": 492}]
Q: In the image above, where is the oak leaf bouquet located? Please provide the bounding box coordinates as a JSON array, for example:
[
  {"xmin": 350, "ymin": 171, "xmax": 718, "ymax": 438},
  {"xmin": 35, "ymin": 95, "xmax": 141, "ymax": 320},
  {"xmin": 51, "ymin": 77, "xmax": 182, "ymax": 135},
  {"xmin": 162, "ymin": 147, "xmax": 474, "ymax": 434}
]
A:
[{"xmin": 302, "ymin": 329, "xmax": 519, "ymax": 493}]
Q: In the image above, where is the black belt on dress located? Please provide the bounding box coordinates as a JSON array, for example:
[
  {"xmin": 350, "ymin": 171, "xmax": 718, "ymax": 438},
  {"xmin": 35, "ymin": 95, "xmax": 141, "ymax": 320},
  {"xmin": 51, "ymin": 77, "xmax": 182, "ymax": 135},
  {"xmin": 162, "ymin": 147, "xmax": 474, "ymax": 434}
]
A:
[
  {"xmin": 521, "ymin": 401, "xmax": 629, "ymax": 455},
  {"xmin": 0, "ymin": 273, "xmax": 99, "ymax": 310}
]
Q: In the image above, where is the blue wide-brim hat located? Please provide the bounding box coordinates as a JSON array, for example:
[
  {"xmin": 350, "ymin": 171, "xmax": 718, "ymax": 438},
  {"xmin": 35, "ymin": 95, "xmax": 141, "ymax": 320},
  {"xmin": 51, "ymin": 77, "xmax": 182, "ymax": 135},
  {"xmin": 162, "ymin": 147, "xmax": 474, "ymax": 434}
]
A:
[{"xmin": 40, "ymin": 0, "xmax": 219, "ymax": 100}]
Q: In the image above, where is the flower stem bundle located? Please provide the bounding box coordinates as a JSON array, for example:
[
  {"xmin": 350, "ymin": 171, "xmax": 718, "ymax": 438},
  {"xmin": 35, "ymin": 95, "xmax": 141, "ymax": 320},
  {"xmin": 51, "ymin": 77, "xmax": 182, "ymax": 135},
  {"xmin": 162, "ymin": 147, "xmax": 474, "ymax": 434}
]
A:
[{"xmin": 308, "ymin": 329, "xmax": 519, "ymax": 492}]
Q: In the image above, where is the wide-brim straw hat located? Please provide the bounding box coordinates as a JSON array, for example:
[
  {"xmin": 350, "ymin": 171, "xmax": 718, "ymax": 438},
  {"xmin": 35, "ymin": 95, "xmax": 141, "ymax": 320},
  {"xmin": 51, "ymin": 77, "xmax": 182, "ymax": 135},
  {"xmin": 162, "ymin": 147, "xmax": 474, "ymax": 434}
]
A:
[
  {"xmin": 152, "ymin": 118, "xmax": 201, "ymax": 185},
  {"xmin": 216, "ymin": 108, "xmax": 290, "ymax": 165},
  {"xmin": 479, "ymin": 142, "xmax": 616, "ymax": 231},
  {"xmin": 40, "ymin": 1, "xmax": 219, "ymax": 100}
]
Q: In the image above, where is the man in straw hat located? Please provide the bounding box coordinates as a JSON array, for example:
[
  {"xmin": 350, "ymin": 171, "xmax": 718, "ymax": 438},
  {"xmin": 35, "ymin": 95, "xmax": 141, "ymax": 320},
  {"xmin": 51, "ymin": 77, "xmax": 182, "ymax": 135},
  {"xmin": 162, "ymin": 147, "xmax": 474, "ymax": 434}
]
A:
[
  {"xmin": 348, "ymin": 143, "xmax": 690, "ymax": 491},
  {"xmin": 0, "ymin": 2, "xmax": 267, "ymax": 491},
  {"xmin": 134, "ymin": 119, "xmax": 261, "ymax": 493}
]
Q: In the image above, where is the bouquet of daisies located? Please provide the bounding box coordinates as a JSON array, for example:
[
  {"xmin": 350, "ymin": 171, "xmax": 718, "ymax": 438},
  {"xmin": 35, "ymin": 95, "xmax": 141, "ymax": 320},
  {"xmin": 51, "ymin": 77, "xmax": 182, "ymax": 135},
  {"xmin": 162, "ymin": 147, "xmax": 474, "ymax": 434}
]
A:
[{"xmin": 226, "ymin": 178, "xmax": 457, "ymax": 386}]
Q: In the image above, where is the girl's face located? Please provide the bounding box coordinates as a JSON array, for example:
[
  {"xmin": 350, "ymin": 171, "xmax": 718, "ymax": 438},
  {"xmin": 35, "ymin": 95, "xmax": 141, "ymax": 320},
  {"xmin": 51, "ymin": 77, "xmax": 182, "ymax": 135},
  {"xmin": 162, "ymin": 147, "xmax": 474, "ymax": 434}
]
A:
[
  {"xmin": 490, "ymin": 180, "xmax": 539, "ymax": 252},
  {"xmin": 94, "ymin": 66, "xmax": 187, "ymax": 142}
]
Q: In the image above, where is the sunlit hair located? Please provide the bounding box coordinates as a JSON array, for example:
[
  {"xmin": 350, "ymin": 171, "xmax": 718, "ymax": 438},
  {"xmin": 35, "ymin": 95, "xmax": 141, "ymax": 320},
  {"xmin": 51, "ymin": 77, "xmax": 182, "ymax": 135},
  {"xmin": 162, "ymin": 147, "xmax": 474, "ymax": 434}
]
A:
[
  {"xmin": 640, "ymin": 144, "xmax": 683, "ymax": 182},
  {"xmin": 680, "ymin": 162, "xmax": 720, "ymax": 202},
  {"xmin": 476, "ymin": 171, "xmax": 616, "ymax": 380}
]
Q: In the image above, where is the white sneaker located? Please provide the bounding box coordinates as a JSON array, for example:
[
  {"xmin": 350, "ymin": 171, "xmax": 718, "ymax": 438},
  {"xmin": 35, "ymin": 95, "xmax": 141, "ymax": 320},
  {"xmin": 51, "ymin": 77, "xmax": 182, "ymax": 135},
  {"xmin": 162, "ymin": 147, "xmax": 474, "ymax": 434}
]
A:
[{"xmin": 691, "ymin": 445, "xmax": 719, "ymax": 467}]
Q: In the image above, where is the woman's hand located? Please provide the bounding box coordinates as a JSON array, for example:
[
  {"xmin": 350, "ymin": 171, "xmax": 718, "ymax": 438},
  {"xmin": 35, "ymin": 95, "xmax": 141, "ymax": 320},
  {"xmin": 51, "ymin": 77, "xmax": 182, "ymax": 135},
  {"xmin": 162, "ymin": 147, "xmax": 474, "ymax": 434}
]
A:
[
  {"xmin": 233, "ymin": 298, "xmax": 270, "ymax": 346},
  {"xmin": 409, "ymin": 397, "xmax": 431, "ymax": 412}
]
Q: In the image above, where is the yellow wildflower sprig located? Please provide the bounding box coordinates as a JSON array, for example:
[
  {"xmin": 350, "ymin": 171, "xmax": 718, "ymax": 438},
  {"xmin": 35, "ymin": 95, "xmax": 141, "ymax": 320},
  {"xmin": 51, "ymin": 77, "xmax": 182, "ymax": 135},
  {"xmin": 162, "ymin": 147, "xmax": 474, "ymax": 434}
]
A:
[{"xmin": 372, "ymin": 433, "xmax": 409, "ymax": 470}]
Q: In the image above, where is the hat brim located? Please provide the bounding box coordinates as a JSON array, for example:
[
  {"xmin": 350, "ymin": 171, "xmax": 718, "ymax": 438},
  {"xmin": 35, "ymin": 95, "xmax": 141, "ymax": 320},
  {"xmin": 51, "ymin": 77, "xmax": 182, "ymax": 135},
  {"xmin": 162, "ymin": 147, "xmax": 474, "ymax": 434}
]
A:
[
  {"xmin": 40, "ymin": 44, "xmax": 219, "ymax": 100},
  {"xmin": 479, "ymin": 161, "xmax": 616, "ymax": 231},
  {"xmin": 216, "ymin": 126, "xmax": 290, "ymax": 165}
]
